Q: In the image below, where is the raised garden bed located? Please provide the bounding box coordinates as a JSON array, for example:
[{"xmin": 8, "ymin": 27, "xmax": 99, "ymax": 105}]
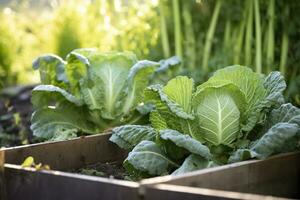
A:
[
  {"xmin": 1, "ymin": 133, "xmax": 299, "ymax": 200},
  {"xmin": 141, "ymin": 152, "xmax": 300, "ymax": 200}
]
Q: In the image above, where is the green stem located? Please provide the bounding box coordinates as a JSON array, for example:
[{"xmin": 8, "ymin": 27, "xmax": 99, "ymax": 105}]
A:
[
  {"xmin": 159, "ymin": 0, "xmax": 170, "ymax": 58},
  {"xmin": 173, "ymin": 0, "xmax": 182, "ymax": 58},
  {"xmin": 202, "ymin": 0, "xmax": 223, "ymax": 72},
  {"xmin": 183, "ymin": 2, "xmax": 196, "ymax": 70},
  {"xmin": 280, "ymin": 5, "xmax": 289, "ymax": 77},
  {"xmin": 280, "ymin": 30, "xmax": 289, "ymax": 78},
  {"xmin": 254, "ymin": 0, "xmax": 262, "ymax": 73},
  {"xmin": 266, "ymin": 0, "xmax": 275, "ymax": 73},
  {"xmin": 245, "ymin": 0, "xmax": 253, "ymax": 67},
  {"xmin": 233, "ymin": 2, "xmax": 247, "ymax": 64},
  {"xmin": 223, "ymin": 19, "xmax": 231, "ymax": 53}
]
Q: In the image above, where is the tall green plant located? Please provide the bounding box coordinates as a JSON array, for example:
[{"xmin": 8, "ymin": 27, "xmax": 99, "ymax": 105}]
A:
[
  {"xmin": 159, "ymin": 0, "xmax": 170, "ymax": 58},
  {"xmin": 254, "ymin": 0, "xmax": 262, "ymax": 73},
  {"xmin": 202, "ymin": 0, "xmax": 222, "ymax": 72},
  {"xmin": 266, "ymin": 0, "xmax": 275, "ymax": 73},
  {"xmin": 280, "ymin": 5, "xmax": 290, "ymax": 78},
  {"xmin": 245, "ymin": 0, "xmax": 253, "ymax": 67},
  {"xmin": 173, "ymin": 0, "xmax": 183, "ymax": 59}
]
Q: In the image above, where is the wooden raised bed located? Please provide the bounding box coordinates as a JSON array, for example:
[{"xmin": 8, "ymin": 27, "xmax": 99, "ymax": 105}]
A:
[
  {"xmin": 1, "ymin": 133, "xmax": 140, "ymax": 200},
  {"xmin": 1, "ymin": 132, "xmax": 299, "ymax": 200},
  {"xmin": 141, "ymin": 152, "xmax": 300, "ymax": 200}
]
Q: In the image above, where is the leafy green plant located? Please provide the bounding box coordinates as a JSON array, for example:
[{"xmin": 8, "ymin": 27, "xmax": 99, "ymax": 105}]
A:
[
  {"xmin": 31, "ymin": 48, "xmax": 180, "ymax": 141},
  {"xmin": 110, "ymin": 65, "xmax": 300, "ymax": 178}
]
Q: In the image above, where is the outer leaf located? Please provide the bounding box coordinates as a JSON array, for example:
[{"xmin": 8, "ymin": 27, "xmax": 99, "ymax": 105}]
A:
[
  {"xmin": 110, "ymin": 125, "xmax": 156, "ymax": 150},
  {"xmin": 31, "ymin": 105, "xmax": 97, "ymax": 140},
  {"xmin": 153, "ymin": 56, "xmax": 181, "ymax": 84},
  {"xmin": 145, "ymin": 85, "xmax": 192, "ymax": 134},
  {"xmin": 145, "ymin": 77, "xmax": 195, "ymax": 135},
  {"xmin": 262, "ymin": 71, "xmax": 286, "ymax": 108},
  {"xmin": 32, "ymin": 54, "xmax": 67, "ymax": 86},
  {"xmin": 156, "ymin": 56, "xmax": 181, "ymax": 73},
  {"xmin": 122, "ymin": 60, "xmax": 159, "ymax": 114},
  {"xmin": 172, "ymin": 154, "xmax": 218, "ymax": 175},
  {"xmin": 149, "ymin": 111, "xmax": 168, "ymax": 131},
  {"xmin": 31, "ymin": 85, "xmax": 83, "ymax": 109},
  {"xmin": 80, "ymin": 76, "xmax": 103, "ymax": 111},
  {"xmin": 159, "ymin": 129, "xmax": 211, "ymax": 159},
  {"xmin": 145, "ymin": 85, "xmax": 194, "ymax": 121},
  {"xmin": 65, "ymin": 52, "xmax": 89, "ymax": 95},
  {"xmin": 163, "ymin": 76, "xmax": 194, "ymax": 113},
  {"xmin": 124, "ymin": 140, "xmax": 179, "ymax": 176},
  {"xmin": 86, "ymin": 52, "xmax": 137, "ymax": 119},
  {"xmin": 259, "ymin": 103, "xmax": 300, "ymax": 136},
  {"xmin": 228, "ymin": 149, "xmax": 258, "ymax": 163},
  {"xmin": 250, "ymin": 122, "xmax": 299, "ymax": 159}
]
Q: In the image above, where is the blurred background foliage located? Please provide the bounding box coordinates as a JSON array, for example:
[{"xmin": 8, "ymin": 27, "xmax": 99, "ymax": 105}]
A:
[
  {"xmin": 0, "ymin": 0, "xmax": 299, "ymax": 103},
  {"xmin": 0, "ymin": 0, "xmax": 300, "ymax": 146}
]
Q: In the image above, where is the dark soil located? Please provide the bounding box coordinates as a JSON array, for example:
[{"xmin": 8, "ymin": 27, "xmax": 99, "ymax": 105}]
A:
[
  {"xmin": 74, "ymin": 161, "xmax": 130, "ymax": 180},
  {"xmin": 0, "ymin": 85, "xmax": 36, "ymax": 147}
]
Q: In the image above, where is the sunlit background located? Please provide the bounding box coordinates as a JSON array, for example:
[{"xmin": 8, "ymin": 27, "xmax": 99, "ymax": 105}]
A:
[{"xmin": 0, "ymin": 0, "xmax": 300, "ymax": 103}]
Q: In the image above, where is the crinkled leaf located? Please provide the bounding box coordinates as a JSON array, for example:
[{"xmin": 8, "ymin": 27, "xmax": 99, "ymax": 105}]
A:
[
  {"xmin": 145, "ymin": 77, "xmax": 195, "ymax": 134},
  {"xmin": 159, "ymin": 129, "xmax": 211, "ymax": 159},
  {"xmin": 156, "ymin": 56, "xmax": 181, "ymax": 73},
  {"xmin": 80, "ymin": 76, "xmax": 103, "ymax": 111},
  {"xmin": 172, "ymin": 154, "xmax": 218, "ymax": 175},
  {"xmin": 110, "ymin": 125, "xmax": 156, "ymax": 150},
  {"xmin": 32, "ymin": 54, "xmax": 67, "ymax": 86},
  {"xmin": 31, "ymin": 105, "xmax": 97, "ymax": 140},
  {"xmin": 122, "ymin": 60, "xmax": 159, "ymax": 114},
  {"xmin": 251, "ymin": 122, "xmax": 299, "ymax": 159},
  {"xmin": 31, "ymin": 85, "xmax": 83, "ymax": 109},
  {"xmin": 153, "ymin": 56, "xmax": 181, "ymax": 84},
  {"xmin": 258, "ymin": 103, "xmax": 300, "ymax": 137},
  {"xmin": 149, "ymin": 110, "xmax": 167, "ymax": 131},
  {"xmin": 262, "ymin": 71, "xmax": 286, "ymax": 108},
  {"xmin": 65, "ymin": 52, "xmax": 90, "ymax": 95},
  {"xmin": 145, "ymin": 85, "xmax": 190, "ymax": 133},
  {"xmin": 163, "ymin": 76, "xmax": 194, "ymax": 114},
  {"xmin": 124, "ymin": 140, "xmax": 179, "ymax": 176}
]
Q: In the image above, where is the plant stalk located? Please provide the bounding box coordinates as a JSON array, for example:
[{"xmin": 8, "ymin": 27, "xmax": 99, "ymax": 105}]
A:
[
  {"xmin": 159, "ymin": 0, "xmax": 170, "ymax": 58},
  {"xmin": 173, "ymin": 0, "xmax": 182, "ymax": 59},
  {"xmin": 280, "ymin": 30, "xmax": 289, "ymax": 77},
  {"xmin": 266, "ymin": 0, "xmax": 275, "ymax": 73},
  {"xmin": 233, "ymin": 1, "xmax": 247, "ymax": 64},
  {"xmin": 279, "ymin": 5, "xmax": 290, "ymax": 77},
  {"xmin": 183, "ymin": 2, "xmax": 196, "ymax": 70},
  {"xmin": 254, "ymin": 0, "xmax": 262, "ymax": 73},
  {"xmin": 245, "ymin": 0, "xmax": 253, "ymax": 67},
  {"xmin": 202, "ymin": 0, "xmax": 222, "ymax": 72}
]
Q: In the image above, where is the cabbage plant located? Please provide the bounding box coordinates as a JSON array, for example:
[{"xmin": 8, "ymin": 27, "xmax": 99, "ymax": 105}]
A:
[
  {"xmin": 110, "ymin": 65, "xmax": 300, "ymax": 178},
  {"xmin": 31, "ymin": 48, "xmax": 180, "ymax": 141}
]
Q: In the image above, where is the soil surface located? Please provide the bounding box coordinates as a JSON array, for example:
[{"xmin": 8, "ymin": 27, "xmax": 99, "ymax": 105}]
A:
[
  {"xmin": 74, "ymin": 161, "xmax": 130, "ymax": 180},
  {"xmin": 0, "ymin": 85, "xmax": 36, "ymax": 147}
]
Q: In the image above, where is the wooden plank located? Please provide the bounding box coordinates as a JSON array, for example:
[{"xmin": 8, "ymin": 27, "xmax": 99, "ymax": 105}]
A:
[
  {"xmin": 3, "ymin": 133, "xmax": 127, "ymax": 170},
  {"xmin": 5, "ymin": 164, "xmax": 140, "ymax": 200},
  {"xmin": 144, "ymin": 184, "xmax": 291, "ymax": 200},
  {"xmin": 142, "ymin": 152, "xmax": 300, "ymax": 199},
  {"xmin": 0, "ymin": 149, "xmax": 7, "ymax": 200}
]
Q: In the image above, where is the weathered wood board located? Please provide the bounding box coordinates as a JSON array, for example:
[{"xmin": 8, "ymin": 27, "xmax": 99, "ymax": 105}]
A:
[{"xmin": 141, "ymin": 152, "xmax": 300, "ymax": 199}]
